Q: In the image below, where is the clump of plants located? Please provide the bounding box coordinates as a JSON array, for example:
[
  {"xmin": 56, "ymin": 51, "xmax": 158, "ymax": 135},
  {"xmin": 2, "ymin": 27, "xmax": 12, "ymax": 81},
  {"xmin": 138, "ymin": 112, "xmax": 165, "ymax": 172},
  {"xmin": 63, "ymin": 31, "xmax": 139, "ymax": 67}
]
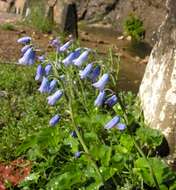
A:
[
  {"xmin": 0, "ymin": 23, "xmax": 15, "ymax": 31},
  {"xmin": 25, "ymin": 1, "xmax": 53, "ymax": 33},
  {"xmin": 1, "ymin": 35, "xmax": 176, "ymax": 189},
  {"xmin": 123, "ymin": 14, "xmax": 145, "ymax": 42}
]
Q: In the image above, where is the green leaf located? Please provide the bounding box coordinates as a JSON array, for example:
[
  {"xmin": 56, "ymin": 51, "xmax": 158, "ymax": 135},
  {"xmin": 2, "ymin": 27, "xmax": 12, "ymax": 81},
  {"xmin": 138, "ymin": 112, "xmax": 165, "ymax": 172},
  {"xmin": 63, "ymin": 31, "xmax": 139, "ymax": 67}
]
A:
[
  {"xmin": 120, "ymin": 134, "xmax": 134, "ymax": 152},
  {"xmin": 134, "ymin": 157, "xmax": 174, "ymax": 187},
  {"xmin": 19, "ymin": 172, "xmax": 40, "ymax": 188},
  {"xmin": 90, "ymin": 144, "xmax": 112, "ymax": 166},
  {"xmin": 46, "ymin": 169, "xmax": 85, "ymax": 190},
  {"xmin": 136, "ymin": 127, "xmax": 163, "ymax": 148},
  {"xmin": 16, "ymin": 135, "xmax": 37, "ymax": 156}
]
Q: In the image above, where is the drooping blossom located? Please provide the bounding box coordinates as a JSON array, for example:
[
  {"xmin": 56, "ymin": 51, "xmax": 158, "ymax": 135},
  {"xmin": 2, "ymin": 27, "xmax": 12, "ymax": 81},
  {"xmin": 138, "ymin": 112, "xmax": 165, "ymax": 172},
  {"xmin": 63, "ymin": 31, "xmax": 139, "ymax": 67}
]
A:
[
  {"xmin": 105, "ymin": 95, "xmax": 118, "ymax": 107},
  {"xmin": 89, "ymin": 65, "xmax": 101, "ymax": 82},
  {"xmin": 51, "ymin": 38, "xmax": 61, "ymax": 48},
  {"xmin": 45, "ymin": 64, "xmax": 52, "ymax": 75},
  {"xmin": 38, "ymin": 77, "xmax": 50, "ymax": 93},
  {"xmin": 117, "ymin": 123, "xmax": 126, "ymax": 131},
  {"xmin": 17, "ymin": 36, "xmax": 31, "ymax": 44},
  {"xmin": 70, "ymin": 131, "xmax": 77, "ymax": 138},
  {"xmin": 92, "ymin": 73, "xmax": 109, "ymax": 91},
  {"xmin": 79, "ymin": 63, "xmax": 93, "ymax": 79},
  {"xmin": 49, "ymin": 114, "xmax": 61, "ymax": 127},
  {"xmin": 35, "ymin": 64, "xmax": 44, "ymax": 81},
  {"xmin": 94, "ymin": 90, "xmax": 106, "ymax": 107},
  {"xmin": 104, "ymin": 116, "xmax": 120, "ymax": 130},
  {"xmin": 18, "ymin": 48, "xmax": 35, "ymax": 65},
  {"xmin": 21, "ymin": 44, "xmax": 32, "ymax": 54},
  {"xmin": 49, "ymin": 79, "xmax": 57, "ymax": 93},
  {"xmin": 74, "ymin": 151, "xmax": 82, "ymax": 158},
  {"xmin": 62, "ymin": 48, "xmax": 81, "ymax": 66},
  {"xmin": 73, "ymin": 50, "xmax": 89, "ymax": 67},
  {"xmin": 59, "ymin": 40, "xmax": 73, "ymax": 52},
  {"xmin": 47, "ymin": 90, "xmax": 63, "ymax": 106},
  {"xmin": 38, "ymin": 55, "xmax": 45, "ymax": 62}
]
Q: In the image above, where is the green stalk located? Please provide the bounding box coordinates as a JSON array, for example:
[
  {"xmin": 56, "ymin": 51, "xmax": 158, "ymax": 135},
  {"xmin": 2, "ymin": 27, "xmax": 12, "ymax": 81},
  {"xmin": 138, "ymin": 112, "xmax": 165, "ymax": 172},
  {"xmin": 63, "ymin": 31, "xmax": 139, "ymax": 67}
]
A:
[
  {"xmin": 69, "ymin": 103, "xmax": 104, "ymax": 184},
  {"xmin": 133, "ymin": 140, "xmax": 160, "ymax": 190},
  {"xmin": 67, "ymin": 72, "xmax": 104, "ymax": 184},
  {"xmin": 116, "ymin": 94, "xmax": 160, "ymax": 190},
  {"xmin": 76, "ymin": 74, "xmax": 90, "ymax": 115}
]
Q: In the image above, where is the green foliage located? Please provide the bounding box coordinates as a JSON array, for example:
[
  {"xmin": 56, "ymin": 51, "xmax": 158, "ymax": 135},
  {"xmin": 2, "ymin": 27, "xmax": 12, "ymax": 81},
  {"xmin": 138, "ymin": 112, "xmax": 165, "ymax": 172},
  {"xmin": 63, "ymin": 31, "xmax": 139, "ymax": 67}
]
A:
[
  {"xmin": 123, "ymin": 14, "xmax": 145, "ymax": 41},
  {"xmin": 0, "ymin": 23, "xmax": 15, "ymax": 31},
  {"xmin": 25, "ymin": 2, "xmax": 53, "ymax": 33},
  {"xmin": 0, "ymin": 64, "xmax": 52, "ymax": 161},
  {"xmin": 1, "ymin": 40, "xmax": 176, "ymax": 190},
  {"xmin": 134, "ymin": 158, "xmax": 175, "ymax": 188}
]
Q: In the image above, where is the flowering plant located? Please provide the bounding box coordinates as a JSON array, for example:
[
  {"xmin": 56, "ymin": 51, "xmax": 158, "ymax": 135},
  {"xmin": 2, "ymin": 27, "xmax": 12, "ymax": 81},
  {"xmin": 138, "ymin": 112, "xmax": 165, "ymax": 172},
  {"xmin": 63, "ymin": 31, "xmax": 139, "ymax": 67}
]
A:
[{"xmin": 13, "ymin": 36, "xmax": 176, "ymax": 190}]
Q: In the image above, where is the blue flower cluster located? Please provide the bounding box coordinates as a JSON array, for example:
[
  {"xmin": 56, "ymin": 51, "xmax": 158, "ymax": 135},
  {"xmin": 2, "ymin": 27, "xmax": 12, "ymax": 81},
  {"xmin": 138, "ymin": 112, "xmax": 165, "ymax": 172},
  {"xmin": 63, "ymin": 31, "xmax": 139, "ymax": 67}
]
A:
[
  {"xmin": 17, "ymin": 36, "xmax": 126, "ymax": 156},
  {"xmin": 18, "ymin": 36, "xmax": 35, "ymax": 65}
]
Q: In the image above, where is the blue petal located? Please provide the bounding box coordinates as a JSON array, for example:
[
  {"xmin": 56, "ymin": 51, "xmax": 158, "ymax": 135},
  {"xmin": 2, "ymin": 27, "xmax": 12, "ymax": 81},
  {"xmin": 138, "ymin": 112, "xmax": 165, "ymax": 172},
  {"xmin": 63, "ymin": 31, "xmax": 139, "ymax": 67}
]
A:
[
  {"xmin": 62, "ymin": 48, "xmax": 81, "ymax": 66},
  {"xmin": 21, "ymin": 45, "xmax": 32, "ymax": 54},
  {"xmin": 49, "ymin": 114, "xmax": 61, "ymax": 127},
  {"xmin": 45, "ymin": 64, "xmax": 52, "ymax": 75},
  {"xmin": 74, "ymin": 151, "xmax": 82, "ymax": 158},
  {"xmin": 59, "ymin": 40, "xmax": 73, "ymax": 52},
  {"xmin": 47, "ymin": 90, "xmax": 63, "ymax": 106},
  {"xmin": 105, "ymin": 95, "xmax": 118, "ymax": 107},
  {"xmin": 49, "ymin": 79, "xmax": 57, "ymax": 93},
  {"xmin": 104, "ymin": 116, "xmax": 120, "ymax": 130},
  {"xmin": 35, "ymin": 64, "xmax": 44, "ymax": 81},
  {"xmin": 89, "ymin": 65, "xmax": 101, "ymax": 82},
  {"xmin": 94, "ymin": 91, "xmax": 106, "ymax": 107},
  {"xmin": 17, "ymin": 36, "xmax": 31, "ymax": 44},
  {"xmin": 51, "ymin": 38, "xmax": 60, "ymax": 48},
  {"xmin": 92, "ymin": 73, "xmax": 109, "ymax": 91},
  {"xmin": 38, "ymin": 77, "xmax": 50, "ymax": 93},
  {"xmin": 38, "ymin": 55, "xmax": 45, "ymax": 62},
  {"xmin": 70, "ymin": 131, "xmax": 77, "ymax": 138},
  {"xmin": 79, "ymin": 63, "xmax": 93, "ymax": 79},
  {"xmin": 117, "ymin": 123, "xmax": 126, "ymax": 131},
  {"xmin": 73, "ymin": 50, "xmax": 89, "ymax": 67},
  {"xmin": 19, "ymin": 48, "xmax": 35, "ymax": 65}
]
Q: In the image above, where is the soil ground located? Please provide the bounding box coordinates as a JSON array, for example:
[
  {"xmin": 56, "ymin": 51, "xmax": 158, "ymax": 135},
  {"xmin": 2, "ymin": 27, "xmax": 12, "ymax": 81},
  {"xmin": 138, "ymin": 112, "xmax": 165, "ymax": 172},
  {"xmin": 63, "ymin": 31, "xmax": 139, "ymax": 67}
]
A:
[
  {"xmin": 0, "ymin": 11, "xmax": 149, "ymax": 93},
  {"xmin": 0, "ymin": 12, "xmax": 149, "ymax": 62}
]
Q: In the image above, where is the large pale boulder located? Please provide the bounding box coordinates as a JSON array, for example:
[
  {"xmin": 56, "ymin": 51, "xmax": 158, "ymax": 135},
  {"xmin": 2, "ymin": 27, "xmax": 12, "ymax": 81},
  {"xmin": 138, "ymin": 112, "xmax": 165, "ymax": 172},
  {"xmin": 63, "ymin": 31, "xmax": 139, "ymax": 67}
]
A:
[
  {"xmin": 139, "ymin": 0, "xmax": 176, "ymax": 157},
  {"xmin": 12, "ymin": 0, "xmax": 29, "ymax": 15},
  {"xmin": 0, "ymin": 0, "xmax": 11, "ymax": 12}
]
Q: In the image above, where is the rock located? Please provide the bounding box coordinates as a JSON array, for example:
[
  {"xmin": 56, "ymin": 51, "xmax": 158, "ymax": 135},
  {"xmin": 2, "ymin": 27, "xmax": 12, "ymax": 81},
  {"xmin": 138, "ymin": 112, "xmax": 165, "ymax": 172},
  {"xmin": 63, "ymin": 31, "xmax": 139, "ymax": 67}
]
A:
[
  {"xmin": 135, "ymin": 56, "xmax": 140, "ymax": 62},
  {"xmin": 60, "ymin": 2, "xmax": 78, "ymax": 38},
  {"xmin": 126, "ymin": 35, "xmax": 132, "ymax": 41},
  {"xmin": 76, "ymin": 0, "xmax": 167, "ymax": 46},
  {"xmin": 139, "ymin": 0, "xmax": 176, "ymax": 158},
  {"xmin": 0, "ymin": 1, "xmax": 9, "ymax": 12},
  {"xmin": 139, "ymin": 56, "xmax": 149, "ymax": 64},
  {"xmin": 118, "ymin": 35, "xmax": 124, "ymax": 40},
  {"xmin": 13, "ymin": 0, "xmax": 30, "ymax": 15}
]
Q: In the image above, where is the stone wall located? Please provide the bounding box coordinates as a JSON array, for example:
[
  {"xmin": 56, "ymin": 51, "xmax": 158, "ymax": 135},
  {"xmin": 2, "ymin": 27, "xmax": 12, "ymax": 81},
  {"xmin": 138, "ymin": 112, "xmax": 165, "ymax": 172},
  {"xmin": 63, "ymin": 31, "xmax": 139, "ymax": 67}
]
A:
[
  {"xmin": 0, "ymin": 0, "xmax": 69, "ymax": 25},
  {"xmin": 76, "ymin": 0, "xmax": 167, "ymax": 45},
  {"xmin": 0, "ymin": 0, "xmax": 167, "ymax": 45}
]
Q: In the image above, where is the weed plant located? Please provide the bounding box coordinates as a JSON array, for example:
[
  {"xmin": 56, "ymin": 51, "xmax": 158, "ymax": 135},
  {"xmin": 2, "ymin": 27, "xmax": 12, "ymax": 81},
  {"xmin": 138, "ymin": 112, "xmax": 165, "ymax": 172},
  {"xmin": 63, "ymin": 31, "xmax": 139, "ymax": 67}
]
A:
[
  {"xmin": 123, "ymin": 14, "xmax": 145, "ymax": 42},
  {"xmin": 0, "ymin": 64, "xmax": 51, "ymax": 161},
  {"xmin": 0, "ymin": 36, "xmax": 176, "ymax": 190},
  {"xmin": 24, "ymin": 1, "xmax": 53, "ymax": 33},
  {"xmin": 0, "ymin": 23, "xmax": 15, "ymax": 31}
]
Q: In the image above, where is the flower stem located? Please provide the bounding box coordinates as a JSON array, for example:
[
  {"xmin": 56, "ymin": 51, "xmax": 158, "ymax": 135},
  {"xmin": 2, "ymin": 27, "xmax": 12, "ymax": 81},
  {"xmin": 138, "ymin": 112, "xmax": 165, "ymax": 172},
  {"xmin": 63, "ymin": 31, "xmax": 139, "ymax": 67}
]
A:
[{"xmin": 133, "ymin": 140, "xmax": 160, "ymax": 190}]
